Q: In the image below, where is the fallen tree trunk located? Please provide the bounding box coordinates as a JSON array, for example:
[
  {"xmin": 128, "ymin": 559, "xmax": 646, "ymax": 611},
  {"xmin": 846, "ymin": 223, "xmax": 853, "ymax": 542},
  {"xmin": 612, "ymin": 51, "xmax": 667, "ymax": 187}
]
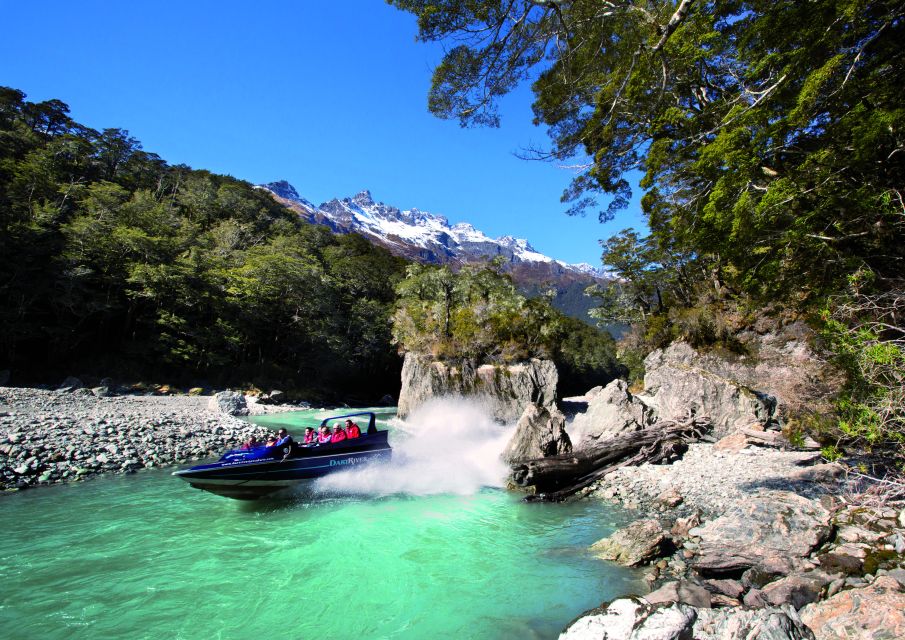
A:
[{"xmin": 509, "ymin": 415, "xmax": 711, "ymax": 502}]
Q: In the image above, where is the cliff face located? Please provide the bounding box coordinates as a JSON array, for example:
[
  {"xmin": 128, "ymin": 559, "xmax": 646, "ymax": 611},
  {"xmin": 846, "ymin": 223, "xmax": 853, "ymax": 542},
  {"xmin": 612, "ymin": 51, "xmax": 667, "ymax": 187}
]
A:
[{"xmin": 396, "ymin": 353, "xmax": 558, "ymax": 424}]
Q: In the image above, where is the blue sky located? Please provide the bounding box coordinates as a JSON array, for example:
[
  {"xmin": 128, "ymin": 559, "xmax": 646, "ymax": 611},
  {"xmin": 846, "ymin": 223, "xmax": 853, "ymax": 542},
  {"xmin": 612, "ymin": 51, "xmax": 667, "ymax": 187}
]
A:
[{"xmin": 1, "ymin": 0, "xmax": 647, "ymax": 265}]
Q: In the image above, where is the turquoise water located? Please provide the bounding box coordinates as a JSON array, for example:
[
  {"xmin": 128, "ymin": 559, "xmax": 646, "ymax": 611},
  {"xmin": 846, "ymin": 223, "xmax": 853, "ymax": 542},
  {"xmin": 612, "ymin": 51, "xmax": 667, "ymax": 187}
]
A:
[{"xmin": 0, "ymin": 406, "xmax": 643, "ymax": 640}]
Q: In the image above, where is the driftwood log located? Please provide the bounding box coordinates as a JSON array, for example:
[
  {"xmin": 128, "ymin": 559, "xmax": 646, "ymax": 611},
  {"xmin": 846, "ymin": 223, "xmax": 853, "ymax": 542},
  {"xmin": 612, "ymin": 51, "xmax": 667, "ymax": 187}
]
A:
[{"xmin": 509, "ymin": 415, "xmax": 712, "ymax": 502}]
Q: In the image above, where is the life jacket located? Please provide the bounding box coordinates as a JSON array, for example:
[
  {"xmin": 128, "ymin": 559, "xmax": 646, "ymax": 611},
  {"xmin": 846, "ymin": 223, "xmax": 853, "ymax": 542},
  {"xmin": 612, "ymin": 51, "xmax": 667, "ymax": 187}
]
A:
[
  {"xmin": 318, "ymin": 432, "xmax": 332, "ymax": 444},
  {"xmin": 303, "ymin": 432, "xmax": 315, "ymax": 444},
  {"xmin": 346, "ymin": 424, "xmax": 361, "ymax": 439},
  {"xmin": 331, "ymin": 429, "xmax": 347, "ymax": 443}
]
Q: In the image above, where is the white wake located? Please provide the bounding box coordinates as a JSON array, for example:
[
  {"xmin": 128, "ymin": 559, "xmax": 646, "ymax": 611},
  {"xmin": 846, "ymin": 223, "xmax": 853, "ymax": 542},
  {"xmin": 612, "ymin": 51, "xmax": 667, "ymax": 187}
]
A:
[{"xmin": 313, "ymin": 398, "xmax": 514, "ymax": 496}]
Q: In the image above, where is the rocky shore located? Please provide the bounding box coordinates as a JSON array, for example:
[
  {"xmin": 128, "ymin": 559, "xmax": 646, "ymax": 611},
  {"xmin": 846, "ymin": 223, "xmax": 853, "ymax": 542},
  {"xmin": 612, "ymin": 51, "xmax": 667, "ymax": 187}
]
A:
[
  {"xmin": 0, "ymin": 384, "xmax": 305, "ymax": 492},
  {"xmin": 548, "ymin": 337, "xmax": 905, "ymax": 640}
]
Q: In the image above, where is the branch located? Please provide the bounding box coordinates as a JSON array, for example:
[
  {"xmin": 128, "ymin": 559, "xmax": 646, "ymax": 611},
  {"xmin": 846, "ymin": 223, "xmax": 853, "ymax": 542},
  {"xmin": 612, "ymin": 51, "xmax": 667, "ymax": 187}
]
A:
[{"xmin": 651, "ymin": 0, "xmax": 696, "ymax": 52}]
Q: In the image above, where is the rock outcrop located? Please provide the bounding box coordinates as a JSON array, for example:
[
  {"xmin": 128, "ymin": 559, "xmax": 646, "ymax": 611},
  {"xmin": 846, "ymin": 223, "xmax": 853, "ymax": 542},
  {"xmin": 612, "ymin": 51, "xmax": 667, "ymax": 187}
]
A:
[
  {"xmin": 397, "ymin": 353, "xmax": 557, "ymax": 423},
  {"xmin": 502, "ymin": 403, "xmax": 571, "ymax": 462},
  {"xmin": 643, "ymin": 343, "xmax": 777, "ymax": 439},
  {"xmin": 569, "ymin": 334, "xmax": 839, "ymax": 448}
]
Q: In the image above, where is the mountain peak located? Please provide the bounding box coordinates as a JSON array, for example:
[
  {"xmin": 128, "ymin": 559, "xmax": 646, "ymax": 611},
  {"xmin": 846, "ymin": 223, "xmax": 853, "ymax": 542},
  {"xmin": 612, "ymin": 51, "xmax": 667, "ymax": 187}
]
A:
[
  {"xmin": 261, "ymin": 180, "xmax": 301, "ymax": 202},
  {"xmin": 352, "ymin": 189, "xmax": 374, "ymax": 206}
]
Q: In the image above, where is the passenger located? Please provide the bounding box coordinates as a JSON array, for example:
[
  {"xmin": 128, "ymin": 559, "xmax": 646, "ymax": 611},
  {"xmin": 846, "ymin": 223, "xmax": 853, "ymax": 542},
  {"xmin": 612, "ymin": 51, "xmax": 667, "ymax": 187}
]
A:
[
  {"xmin": 265, "ymin": 436, "xmax": 277, "ymax": 447},
  {"xmin": 241, "ymin": 436, "xmax": 259, "ymax": 450},
  {"xmin": 317, "ymin": 425, "xmax": 332, "ymax": 444},
  {"xmin": 331, "ymin": 423, "xmax": 347, "ymax": 443},
  {"xmin": 344, "ymin": 419, "xmax": 361, "ymax": 439},
  {"xmin": 303, "ymin": 427, "xmax": 316, "ymax": 445},
  {"xmin": 274, "ymin": 428, "xmax": 293, "ymax": 447}
]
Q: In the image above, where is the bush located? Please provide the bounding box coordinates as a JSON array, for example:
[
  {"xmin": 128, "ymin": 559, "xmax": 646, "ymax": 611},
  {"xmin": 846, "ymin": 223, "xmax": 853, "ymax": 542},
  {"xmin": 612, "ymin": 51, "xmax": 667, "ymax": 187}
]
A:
[{"xmin": 820, "ymin": 281, "xmax": 905, "ymax": 464}]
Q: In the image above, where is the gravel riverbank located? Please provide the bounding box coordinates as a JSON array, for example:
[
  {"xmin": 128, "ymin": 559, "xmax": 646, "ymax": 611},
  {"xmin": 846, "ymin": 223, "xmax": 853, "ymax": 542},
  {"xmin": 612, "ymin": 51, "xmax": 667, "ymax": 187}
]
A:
[
  {"xmin": 0, "ymin": 385, "xmax": 299, "ymax": 492},
  {"xmin": 586, "ymin": 441, "xmax": 836, "ymax": 517}
]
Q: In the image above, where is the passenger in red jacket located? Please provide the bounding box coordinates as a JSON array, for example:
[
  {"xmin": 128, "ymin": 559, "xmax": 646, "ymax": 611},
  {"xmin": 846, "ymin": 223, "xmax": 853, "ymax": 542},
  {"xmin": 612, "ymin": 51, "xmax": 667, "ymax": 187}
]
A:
[
  {"xmin": 303, "ymin": 427, "xmax": 316, "ymax": 445},
  {"xmin": 331, "ymin": 423, "xmax": 347, "ymax": 443},
  {"xmin": 344, "ymin": 419, "xmax": 361, "ymax": 439},
  {"xmin": 317, "ymin": 425, "xmax": 332, "ymax": 444}
]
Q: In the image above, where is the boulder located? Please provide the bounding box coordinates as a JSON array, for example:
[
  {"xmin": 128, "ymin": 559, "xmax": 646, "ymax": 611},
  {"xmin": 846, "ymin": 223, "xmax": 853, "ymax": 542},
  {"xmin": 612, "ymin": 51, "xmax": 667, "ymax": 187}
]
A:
[
  {"xmin": 643, "ymin": 343, "xmax": 777, "ymax": 438},
  {"xmin": 208, "ymin": 391, "xmax": 249, "ymax": 416},
  {"xmin": 559, "ymin": 598, "xmax": 697, "ymax": 640},
  {"xmin": 560, "ymin": 599, "xmax": 815, "ymax": 640},
  {"xmin": 396, "ymin": 353, "xmax": 558, "ymax": 423},
  {"xmin": 692, "ymin": 605, "xmax": 816, "ymax": 639},
  {"xmin": 817, "ymin": 549, "xmax": 864, "ymax": 575},
  {"xmin": 591, "ymin": 519, "xmax": 671, "ymax": 567},
  {"xmin": 714, "ymin": 431, "xmax": 749, "ymax": 453},
  {"xmin": 704, "ymin": 579, "xmax": 745, "ymax": 599},
  {"xmin": 800, "ymin": 575, "xmax": 905, "ymax": 639},
  {"xmin": 761, "ymin": 571, "xmax": 834, "ymax": 609},
  {"xmin": 656, "ymin": 487, "xmax": 684, "ymax": 507},
  {"xmin": 691, "ymin": 491, "xmax": 833, "ymax": 577},
  {"xmin": 645, "ymin": 580, "xmax": 712, "ymax": 608},
  {"xmin": 502, "ymin": 403, "xmax": 572, "ymax": 462},
  {"xmin": 569, "ymin": 379, "xmax": 655, "ymax": 448},
  {"xmin": 671, "ymin": 511, "xmax": 702, "ymax": 538}
]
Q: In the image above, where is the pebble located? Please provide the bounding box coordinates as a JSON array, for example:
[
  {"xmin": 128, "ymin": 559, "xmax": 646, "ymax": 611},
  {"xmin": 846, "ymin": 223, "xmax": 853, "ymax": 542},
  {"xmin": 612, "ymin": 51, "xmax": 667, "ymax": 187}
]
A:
[{"xmin": 0, "ymin": 386, "xmax": 280, "ymax": 491}]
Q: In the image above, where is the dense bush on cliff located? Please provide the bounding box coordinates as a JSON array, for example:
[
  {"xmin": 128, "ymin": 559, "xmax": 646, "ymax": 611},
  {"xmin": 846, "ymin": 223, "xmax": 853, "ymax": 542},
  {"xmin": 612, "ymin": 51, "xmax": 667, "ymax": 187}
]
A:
[
  {"xmin": 391, "ymin": 262, "xmax": 622, "ymax": 394},
  {"xmin": 0, "ymin": 87, "xmax": 406, "ymax": 397}
]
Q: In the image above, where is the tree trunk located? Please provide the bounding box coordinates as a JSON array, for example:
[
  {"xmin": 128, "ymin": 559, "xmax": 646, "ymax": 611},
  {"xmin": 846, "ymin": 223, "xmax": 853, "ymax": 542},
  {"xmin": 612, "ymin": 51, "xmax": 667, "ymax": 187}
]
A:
[{"xmin": 508, "ymin": 415, "xmax": 711, "ymax": 502}]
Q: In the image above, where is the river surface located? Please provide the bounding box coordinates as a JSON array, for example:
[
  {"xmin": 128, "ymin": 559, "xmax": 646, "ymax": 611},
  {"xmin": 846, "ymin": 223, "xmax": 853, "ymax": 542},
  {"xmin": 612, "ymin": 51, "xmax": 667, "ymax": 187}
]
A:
[{"xmin": 0, "ymin": 404, "xmax": 643, "ymax": 639}]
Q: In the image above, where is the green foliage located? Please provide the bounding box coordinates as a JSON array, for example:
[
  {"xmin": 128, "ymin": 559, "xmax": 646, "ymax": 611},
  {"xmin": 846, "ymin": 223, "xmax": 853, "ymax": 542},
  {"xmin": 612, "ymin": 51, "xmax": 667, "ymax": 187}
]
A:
[
  {"xmin": 0, "ymin": 88, "xmax": 407, "ymax": 399},
  {"xmin": 820, "ymin": 283, "xmax": 905, "ymax": 461},
  {"xmin": 390, "ymin": 0, "xmax": 905, "ymax": 306},
  {"xmin": 821, "ymin": 445, "xmax": 843, "ymax": 462},
  {"xmin": 392, "ymin": 263, "xmax": 624, "ymax": 391}
]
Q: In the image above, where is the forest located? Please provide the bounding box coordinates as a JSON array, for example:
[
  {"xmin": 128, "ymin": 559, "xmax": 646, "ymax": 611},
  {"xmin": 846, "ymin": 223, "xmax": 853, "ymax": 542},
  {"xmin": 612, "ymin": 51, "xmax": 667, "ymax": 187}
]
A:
[
  {"xmin": 0, "ymin": 87, "xmax": 623, "ymax": 401},
  {"xmin": 0, "ymin": 88, "xmax": 408, "ymax": 400}
]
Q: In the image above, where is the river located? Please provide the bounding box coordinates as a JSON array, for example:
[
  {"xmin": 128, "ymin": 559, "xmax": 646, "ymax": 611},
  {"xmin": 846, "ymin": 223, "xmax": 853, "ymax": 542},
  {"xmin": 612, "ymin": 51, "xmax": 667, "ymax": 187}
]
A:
[{"xmin": 0, "ymin": 402, "xmax": 642, "ymax": 639}]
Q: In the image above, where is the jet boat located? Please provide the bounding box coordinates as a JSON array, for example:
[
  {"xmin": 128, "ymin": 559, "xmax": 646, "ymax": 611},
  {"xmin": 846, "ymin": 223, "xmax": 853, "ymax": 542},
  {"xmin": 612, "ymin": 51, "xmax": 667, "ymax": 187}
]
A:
[{"xmin": 173, "ymin": 412, "xmax": 391, "ymax": 500}]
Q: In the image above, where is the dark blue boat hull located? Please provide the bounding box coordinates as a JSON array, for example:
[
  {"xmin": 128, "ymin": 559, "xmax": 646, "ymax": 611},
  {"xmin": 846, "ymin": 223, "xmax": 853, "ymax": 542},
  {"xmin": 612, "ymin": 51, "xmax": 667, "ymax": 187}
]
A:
[{"xmin": 173, "ymin": 431, "xmax": 391, "ymax": 500}]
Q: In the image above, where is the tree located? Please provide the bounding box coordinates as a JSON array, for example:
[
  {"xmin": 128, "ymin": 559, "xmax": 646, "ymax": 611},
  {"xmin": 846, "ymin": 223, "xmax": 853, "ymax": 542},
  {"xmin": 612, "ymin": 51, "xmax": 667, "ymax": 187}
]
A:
[{"xmin": 389, "ymin": 0, "xmax": 905, "ymax": 303}]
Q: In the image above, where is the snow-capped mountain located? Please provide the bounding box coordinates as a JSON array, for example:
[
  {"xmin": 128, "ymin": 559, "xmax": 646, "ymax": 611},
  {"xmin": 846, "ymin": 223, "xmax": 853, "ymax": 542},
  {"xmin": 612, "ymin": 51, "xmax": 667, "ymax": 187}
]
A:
[{"xmin": 257, "ymin": 180, "xmax": 606, "ymax": 282}]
